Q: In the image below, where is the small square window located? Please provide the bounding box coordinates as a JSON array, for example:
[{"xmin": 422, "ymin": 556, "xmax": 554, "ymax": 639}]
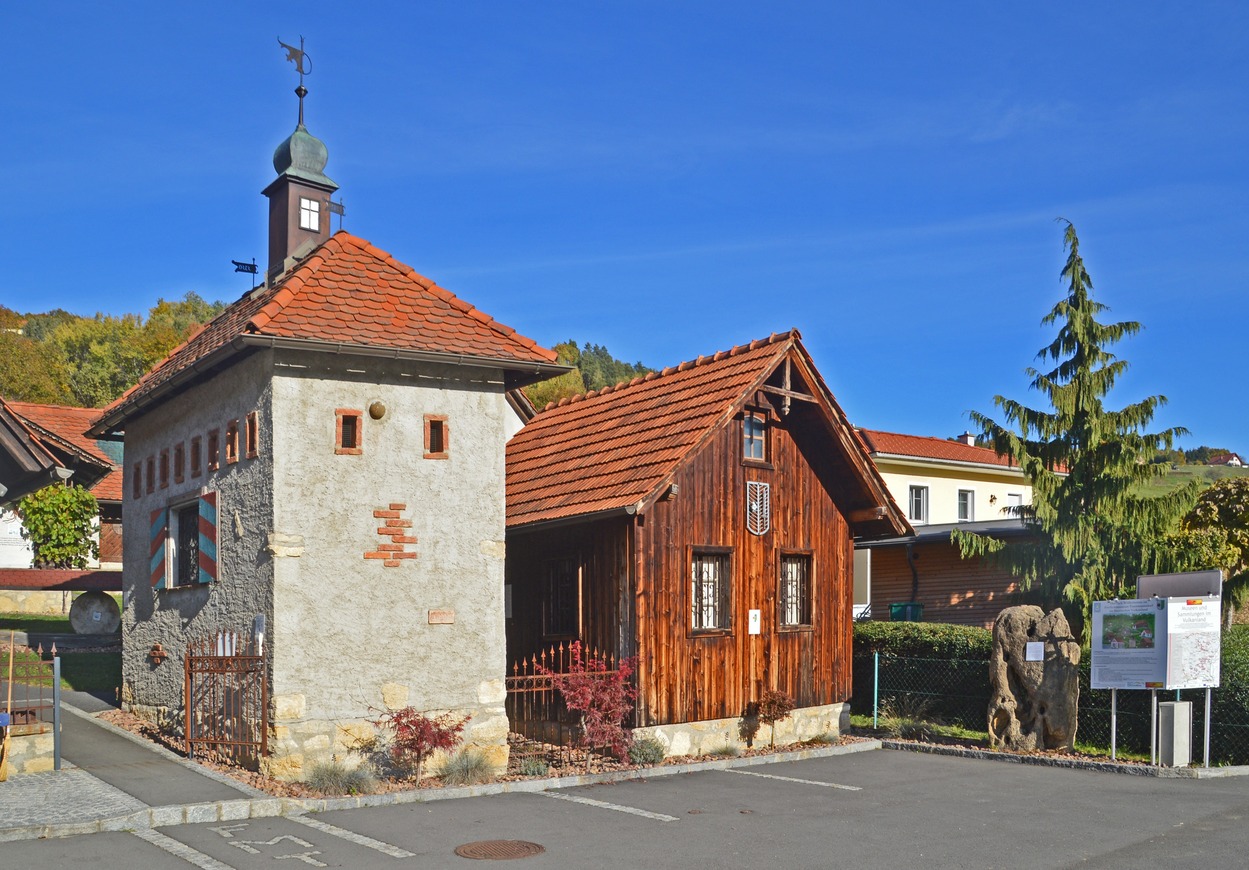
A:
[
  {"xmin": 132, "ymin": 463, "xmax": 142, "ymax": 500},
  {"xmin": 336, "ymin": 409, "xmax": 363, "ymax": 455},
  {"xmin": 159, "ymin": 449, "xmax": 170, "ymax": 489},
  {"xmin": 190, "ymin": 436, "xmax": 202, "ymax": 478},
  {"xmin": 145, "ymin": 456, "xmax": 155, "ymax": 494},
  {"xmin": 957, "ymin": 489, "xmax": 975, "ymax": 522},
  {"xmin": 692, "ymin": 549, "xmax": 731, "ymax": 631},
  {"xmin": 424, "ymin": 414, "xmax": 449, "ymax": 459},
  {"xmin": 779, "ymin": 553, "xmax": 812, "ymax": 628},
  {"xmin": 246, "ymin": 411, "xmax": 260, "ymax": 459},
  {"xmin": 743, "ymin": 410, "xmax": 768, "ymax": 463},
  {"xmin": 908, "ymin": 485, "xmax": 929, "ymax": 524},
  {"xmin": 299, "ymin": 197, "xmax": 321, "ymax": 231},
  {"xmin": 207, "ymin": 430, "xmax": 220, "ymax": 472},
  {"xmin": 225, "ymin": 420, "xmax": 240, "ymax": 464}
]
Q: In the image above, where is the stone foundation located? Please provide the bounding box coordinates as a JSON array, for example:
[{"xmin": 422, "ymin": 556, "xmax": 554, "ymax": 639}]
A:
[
  {"xmin": 633, "ymin": 702, "xmax": 850, "ymax": 757},
  {"xmin": 0, "ymin": 590, "xmax": 71, "ymax": 615},
  {"xmin": 3, "ymin": 730, "xmax": 57, "ymax": 775}
]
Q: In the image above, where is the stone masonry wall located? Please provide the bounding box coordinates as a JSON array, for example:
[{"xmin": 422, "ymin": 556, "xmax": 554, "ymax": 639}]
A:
[{"xmin": 632, "ymin": 703, "xmax": 850, "ymax": 757}]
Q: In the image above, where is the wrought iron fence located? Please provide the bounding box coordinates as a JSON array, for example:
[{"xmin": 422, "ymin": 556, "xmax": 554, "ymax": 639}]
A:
[
  {"xmin": 1, "ymin": 646, "xmax": 61, "ymax": 770},
  {"xmin": 853, "ymin": 652, "xmax": 1249, "ymax": 766},
  {"xmin": 185, "ymin": 631, "xmax": 267, "ymax": 768}
]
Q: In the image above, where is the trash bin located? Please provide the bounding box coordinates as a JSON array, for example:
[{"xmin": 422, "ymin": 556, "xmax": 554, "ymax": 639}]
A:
[{"xmin": 889, "ymin": 602, "xmax": 924, "ymax": 622}]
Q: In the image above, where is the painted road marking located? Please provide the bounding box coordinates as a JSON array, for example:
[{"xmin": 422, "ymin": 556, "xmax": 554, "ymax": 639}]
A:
[
  {"xmin": 542, "ymin": 790, "xmax": 680, "ymax": 822},
  {"xmin": 724, "ymin": 769, "xmax": 862, "ymax": 790},
  {"xmin": 132, "ymin": 828, "xmax": 235, "ymax": 870},
  {"xmin": 289, "ymin": 815, "xmax": 417, "ymax": 858}
]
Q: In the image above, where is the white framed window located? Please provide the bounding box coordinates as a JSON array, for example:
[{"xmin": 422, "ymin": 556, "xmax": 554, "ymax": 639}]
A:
[
  {"xmin": 957, "ymin": 489, "xmax": 974, "ymax": 522},
  {"xmin": 1006, "ymin": 493, "xmax": 1023, "ymax": 514},
  {"xmin": 908, "ymin": 485, "xmax": 929, "ymax": 524},
  {"xmin": 692, "ymin": 549, "xmax": 731, "ymax": 631},
  {"xmin": 299, "ymin": 197, "xmax": 321, "ymax": 231}
]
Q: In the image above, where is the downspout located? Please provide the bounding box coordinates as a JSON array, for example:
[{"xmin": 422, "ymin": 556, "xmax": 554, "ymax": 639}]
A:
[{"xmin": 905, "ymin": 542, "xmax": 919, "ymax": 603}]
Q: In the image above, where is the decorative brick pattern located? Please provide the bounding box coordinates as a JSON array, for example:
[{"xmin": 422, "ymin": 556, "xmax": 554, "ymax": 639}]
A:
[{"xmin": 366, "ymin": 503, "xmax": 417, "ymax": 567}]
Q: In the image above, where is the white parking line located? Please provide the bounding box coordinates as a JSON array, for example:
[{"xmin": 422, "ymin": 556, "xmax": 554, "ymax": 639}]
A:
[
  {"xmin": 132, "ymin": 828, "xmax": 236, "ymax": 870},
  {"xmin": 289, "ymin": 815, "xmax": 417, "ymax": 858},
  {"xmin": 724, "ymin": 769, "xmax": 862, "ymax": 791},
  {"xmin": 542, "ymin": 790, "xmax": 680, "ymax": 822}
]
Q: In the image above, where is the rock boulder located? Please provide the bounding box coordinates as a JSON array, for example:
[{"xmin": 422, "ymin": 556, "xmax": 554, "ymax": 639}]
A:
[{"xmin": 988, "ymin": 605, "xmax": 1081, "ymax": 751}]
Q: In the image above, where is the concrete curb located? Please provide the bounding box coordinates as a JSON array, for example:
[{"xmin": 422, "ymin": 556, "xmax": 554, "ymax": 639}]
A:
[
  {"xmin": 880, "ymin": 739, "xmax": 1249, "ymax": 778},
  {"xmin": 0, "ymin": 739, "xmax": 880, "ymax": 842}
]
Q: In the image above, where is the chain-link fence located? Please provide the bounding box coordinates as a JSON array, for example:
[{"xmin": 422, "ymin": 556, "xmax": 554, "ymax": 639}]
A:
[{"xmin": 852, "ymin": 653, "xmax": 1249, "ymax": 766}]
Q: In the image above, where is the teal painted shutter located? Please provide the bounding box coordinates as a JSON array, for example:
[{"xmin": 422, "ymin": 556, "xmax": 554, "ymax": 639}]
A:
[
  {"xmin": 198, "ymin": 492, "xmax": 218, "ymax": 584},
  {"xmin": 149, "ymin": 508, "xmax": 168, "ymax": 589}
]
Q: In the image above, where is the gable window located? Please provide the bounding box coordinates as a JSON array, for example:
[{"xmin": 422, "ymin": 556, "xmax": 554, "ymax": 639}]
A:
[
  {"xmin": 779, "ymin": 553, "xmax": 812, "ymax": 628},
  {"xmin": 691, "ymin": 549, "xmax": 731, "ymax": 632},
  {"xmin": 174, "ymin": 443, "xmax": 185, "ymax": 484},
  {"xmin": 743, "ymin": 410, "xmax": 768, "ymax": 463},
  {"xmin": 207, "ymin": 429, "xmax": 220, "ymax": 472},
  {"xmin": 246, "ymin": 411, "xmax": 260, "ymax": 459},
  {"xmin": 225, "ymin": 420, "xmax": 240, "ymax": 464},
  {"xmin": 957, "ymin": 489, "xmax": 974, "ymax": 522},
  {"xmin": 542, "ymin": 555, "xmax": 580, "ymax": 637},
  {"xmin": 908, "ymin": 485, "xmax": 928, "ymax": 524},
  {"xmin": 132, "ymin": 463, "xmax": 142, "ymax": 499},
  {"xmin": 299, "ymin": 197, "xmax": 320, "ymax": 231},
  {"xmin": 336, "ymin": 409, "xmax": 363, "ymax": 455},
  {"xmin": 190, "ymin": 436, "xmax": 202, "ymax": 478},
  {"xmin": 145, "ymin": 456, "xmax": 155, "ymax": 494},
  {"xmin": 424, "ymin": 414, "xmax": 449, "ymax": 459}
]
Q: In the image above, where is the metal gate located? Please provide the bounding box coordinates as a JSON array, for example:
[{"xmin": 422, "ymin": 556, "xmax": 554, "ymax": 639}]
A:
[{"xmin": 184, "ymin": 630, "xmax": 267, "ymax": 768}]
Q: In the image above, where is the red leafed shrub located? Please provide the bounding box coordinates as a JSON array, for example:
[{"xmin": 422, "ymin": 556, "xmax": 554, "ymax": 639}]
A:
[
  {"xmin": 541, "ymin": 641, "xmax": 638, "ymax": 767},
  {"xmin": 371, "ymin": 707, "xmax": 468, "ymax": 783},
  {"xmin": 758, "ymin": 690, "xmax": 795, "ymax": 748}
]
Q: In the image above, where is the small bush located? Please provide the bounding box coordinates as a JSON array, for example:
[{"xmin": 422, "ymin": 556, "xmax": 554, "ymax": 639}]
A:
[
  {"xmin": 440, "ymin": 748, "xmax": 493, "ymax": 786},
  {"xmin": 518, "ymin": 757, "xmax": 549, "ymax": 777},
  {"xmin": 304, "ymin": 759, "xmax": 377, "ymax": 796},
  {"xmin": 878, "ymin": 696, "xmax": 942, "ymax": 741},
  {"xmin": 809, "ymin": 732, "xmax": 839, "ymax": 745},
  {"xmin": 369, "ymin": 707, "xmax": 468, "ymax": 782},
  {"xmin": 628, "ymin": 736, "xmax": 666, "ymax": 766},
  {"xmin": 706, "ymin": 742, "xmax": 740, "ymax": 757},
  {"xmin": 758, "ymin": 690, "xmax": 795, "ymax": 747}
]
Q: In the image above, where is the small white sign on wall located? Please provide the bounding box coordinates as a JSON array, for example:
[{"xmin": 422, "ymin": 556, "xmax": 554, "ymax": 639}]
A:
[
  {"xmin": 748, "ymin": 609, "xmax": 761, "ymax": 635},
  {"xmin": 1025, "ymin": 641, "xmax": 1044, "ymax": 662}
]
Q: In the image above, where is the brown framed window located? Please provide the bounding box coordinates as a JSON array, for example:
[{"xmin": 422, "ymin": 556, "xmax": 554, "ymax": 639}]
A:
[
  {"xmin": 190, "ymin": 436, "xmax": 202, "ymax": 478},
  {"xmin": 691, "ymin": 548, "xmax": 732, "ymax": 632},
  {"xmin": 132, "ymin": 463, "xmax": 142, "ymax": 499},
  {"xmin": 225, "ymin": 420, "xmax": 240, "ymax": 464},
  {"xmin": 336, "ymin": 409, "xmax": 363, "ymax": 455},
  {"xmin": 743, "ymin": 409, "xmax": 769, "ymax": 463},
  {"xmin": 779, "ymin": 552, "xmax": 812, "ymax": 628},
  {"xmin": 159, "ymin": 449, "xmax": 170, "ymax": 489},
  {"xmin": 245, "ymin": 411, "xmax": 260, "ymax": 459},
  {"xmin": 207, "ymin": 430, "xmax": 220, "ymax": 472},
  {"xmin": 173, "ymin": 443, "xmax": 185, "ymax": 484},
  {"xmin": 542, "ymin": 555, "xmax": 580, "ymax": 637},
  {"xmin": 424, "ymin": 414, "xmax": 449, "ymax": 459},
  {"xmin": 145, "ymin": 456, "xmax": 155, "ymax": 494}
]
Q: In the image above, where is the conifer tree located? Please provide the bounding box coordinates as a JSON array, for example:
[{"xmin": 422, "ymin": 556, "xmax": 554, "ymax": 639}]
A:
[{"xmin": 954, "ymin": 221, "xmax": 1199, "ymax": 626}]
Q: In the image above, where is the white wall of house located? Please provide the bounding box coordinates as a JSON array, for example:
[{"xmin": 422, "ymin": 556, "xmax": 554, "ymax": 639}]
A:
[{"xmin": 874, "ymin": 460, "xmax": 1031, "ymax": 526}]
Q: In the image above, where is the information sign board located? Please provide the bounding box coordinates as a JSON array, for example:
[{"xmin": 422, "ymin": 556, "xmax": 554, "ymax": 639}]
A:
[{"xmin": 1091, "ymin": 596, "xmax": 1222, "ymax": 690}]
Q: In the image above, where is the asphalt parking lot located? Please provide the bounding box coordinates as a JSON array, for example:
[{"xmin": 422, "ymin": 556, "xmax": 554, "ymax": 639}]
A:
[{"xmin": 10, "ymin": 749, "xmax": 1249, "ymax": 869}]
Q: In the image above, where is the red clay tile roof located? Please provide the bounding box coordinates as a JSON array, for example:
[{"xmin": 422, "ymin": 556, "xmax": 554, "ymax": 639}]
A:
[
  {"xmin": 858, "ymin": 429, "xmax": 1020, "ymax": 470},
  {"xmin": 95, "ymin": 232, "xmax": 559, "ymax": 433},
  {"xmin": 507, "ymin": 331, "xmax": 907, "ymax": 534},
  {"xmin": 4, "ymin": 401, "xmax": 122, "ymax": 501}
]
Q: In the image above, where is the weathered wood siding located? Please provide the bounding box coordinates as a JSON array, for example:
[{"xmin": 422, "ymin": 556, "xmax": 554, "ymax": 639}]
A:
[
  {"xmin": 867, "ymin": 541, "xmax": 1021, "ymax": 629},
  {"xmin": 634, "ymin": 403, "xmax": 855, "ymax": 727}
]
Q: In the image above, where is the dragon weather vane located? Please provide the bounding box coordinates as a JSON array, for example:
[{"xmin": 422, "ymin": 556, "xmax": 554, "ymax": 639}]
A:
[{"xmin": 278, "ymin": 36, "xmax": 312, "ymax": 125}]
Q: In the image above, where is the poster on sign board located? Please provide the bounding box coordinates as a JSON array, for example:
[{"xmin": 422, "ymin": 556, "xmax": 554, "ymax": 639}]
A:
[
  {"xmin": 1165, "ymin": 597, "xmax": 1221, "ymax": 689},
  {"xmin": 1090, "ymin": 599, "xmax": 1167, "ymax": 689}
]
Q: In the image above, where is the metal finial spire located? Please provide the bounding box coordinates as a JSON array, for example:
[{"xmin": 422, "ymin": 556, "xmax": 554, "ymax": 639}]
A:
[{"xmin": 278, "ymin": 36, "xmax": 312, "ymax": 126}]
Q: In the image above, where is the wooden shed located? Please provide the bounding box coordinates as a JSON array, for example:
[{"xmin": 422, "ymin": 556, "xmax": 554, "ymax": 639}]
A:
[{"xmin": 506, "ymin": 330, "xmax": 908, "ymax": 740}]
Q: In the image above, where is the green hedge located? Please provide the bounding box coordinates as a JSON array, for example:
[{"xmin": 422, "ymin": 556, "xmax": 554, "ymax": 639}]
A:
[{"xmin": 853, "ymin": 621, "xmax": 993, "ymax": 659}]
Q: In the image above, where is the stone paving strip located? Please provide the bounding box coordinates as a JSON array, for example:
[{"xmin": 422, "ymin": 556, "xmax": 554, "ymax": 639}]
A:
[
  {"xmin": 0, "ymin": 738, "xmax": 881, "ymax": 842},
  {"xmin": 880, "ymin": 739, "xmax": 1249, "ymax": 777}
]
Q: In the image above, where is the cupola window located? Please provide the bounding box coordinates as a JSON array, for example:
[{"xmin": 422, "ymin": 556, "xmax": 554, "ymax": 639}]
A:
[{"xmin": 299, "ymin": 197, "xmax": 320, "ymax": 231}]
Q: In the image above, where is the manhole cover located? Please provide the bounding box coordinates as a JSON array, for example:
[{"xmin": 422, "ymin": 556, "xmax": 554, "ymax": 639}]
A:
[{"xmin": 454, "ymin": 840, "xmax": 546, "ymax": 860}]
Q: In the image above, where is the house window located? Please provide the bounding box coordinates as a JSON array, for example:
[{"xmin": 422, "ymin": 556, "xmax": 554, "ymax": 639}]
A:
[
  {"xmin": 246, "ymin": 411, "xmax": 260, "ymax": 459},
  {"xmin": 174, "ymin": 443, "xmax": 185, "ymax": 484},
  {"xmin": 336, "ymin": 409, "xmax": 363, "ymax": 455},
  {"xmin": 152, "ymin": 493, "xmax": 218, "ymax": 590},
  {"xmin": 207, "ymin": 430, "xmax": 220, "ymax": 472},
  {"xmin": 145, "ymin": 456, "xmax": 155, "ymax": 494},
  {"xmin": 299, "ymin": 197, "xmax": 320, "ymax": 231},
  {"xmin": 225, "ymin": 420, "xmax": 240, "ymax": 464},
  {"xmin": 779, "ymin": 553, "xmax": 812, "ymax": 628},
  {"xmin": 190, "ymin": 436, "xmax": 202, "ymax": 478},
  {"xmin": 908, "ymin": 485, "xmax": 928, "ymax": 524},
  {"xmin": 542, "ymin": 555, "xmax": 579, "ymax": 637},
  {"xmin": 743, "ymin": 410, "xmax": 768, "ymax": 463},
  {"xmin": 691, "ymin": 549, "xmax": 731, "ymax": 631},
  {"xmin": 957, "ymin": 489, "xmax": 974, "ymax": 522},
  {"xmin": 132, "ymin": 463, "xmax": 142, "ymax": 499},
  {"xmin": 159, "ymin": 449, "xmax": 170, "ymax": 489},
  {"xmin": 171, "ymin": 501, "xmax": 200, "ymax": 588},
  {"xmin": 424, "ymin": 414, "xmax": 449, "ymax": 459},
  {"xmin": 1006, "ymin": 493, "xmax": 1023, "ymax": 514}
]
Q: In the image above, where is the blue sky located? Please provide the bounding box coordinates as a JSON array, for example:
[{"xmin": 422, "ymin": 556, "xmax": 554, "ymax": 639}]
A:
[{"xmin": 3, "ymin": 3, "xmax": 1245, "ymax": 450}]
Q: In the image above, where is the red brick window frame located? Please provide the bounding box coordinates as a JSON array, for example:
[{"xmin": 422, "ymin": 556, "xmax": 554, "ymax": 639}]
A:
[
  {"xmin": 424, "ymin": 414, "xmax": 449, "ymax": 460},
  {"xmin": 336, "ymin": 409, "xmax": 363, "ymax": 455},
  {"xmin": 245, "ymin": 411, "xmax": 260, "ymax": 459},
  {"xmin": 207, "ymin": 430, "xmax": 220, "ymax": 472},
  {"xmin": 159, "ymin": 449, "xmax": 170, "ymax": 489},
  {"xmin": 173, "ymin": 443, "xmax": 185, "ymax": 484},
  {"xmin": 132, "ymin": 463, "xmax": 142, "ymax": 499},
  {"xmin": 145, "ymin": 456, "xmax": 155, "ymax": 494},
  {"xmin": 190, "ymin": 436, "xmax": 202, "ymax": 478},
  {"xmin": 225, "ymin": 420, "xmax": 240, "ymax": 465}
]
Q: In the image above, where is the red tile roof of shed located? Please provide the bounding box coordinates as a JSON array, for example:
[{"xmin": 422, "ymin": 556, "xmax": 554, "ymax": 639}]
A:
[
  {"xmin": 858, "ymin": 428, "xmax": 1019, "ymax": 469},
  {"xmin": 97, "ymin": 232, "xmax": 558, "ymax": 431},
  {"xmin": 5, "ymin": 401, "xmax": 122, "ymax": 501}
]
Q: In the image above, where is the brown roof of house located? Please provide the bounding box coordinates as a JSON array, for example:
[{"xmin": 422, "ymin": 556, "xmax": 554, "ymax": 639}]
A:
[
  {"xmin": 4, "ymin": 401, "xmax": 121, "ymax": 501},
  {"xmin": 94, "ymin": 231, "xmax": 561, "ymax": 435},
  {"xmin": 858, "ymin": 428, "xmax": 1021, "ymax": 470},
  {"xmin": 507, "ymin": 330, "xmax": 907, "ymax": 535}
]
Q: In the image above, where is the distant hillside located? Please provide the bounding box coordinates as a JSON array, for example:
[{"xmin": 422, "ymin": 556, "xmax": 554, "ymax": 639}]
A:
[
  {"xmin": 523, "ymin": 340, "xmax": 653, "ymax": 410},
  {"xmin": 1137, "ymin": 463, "xmax": 1249, "ymax": 498}
]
